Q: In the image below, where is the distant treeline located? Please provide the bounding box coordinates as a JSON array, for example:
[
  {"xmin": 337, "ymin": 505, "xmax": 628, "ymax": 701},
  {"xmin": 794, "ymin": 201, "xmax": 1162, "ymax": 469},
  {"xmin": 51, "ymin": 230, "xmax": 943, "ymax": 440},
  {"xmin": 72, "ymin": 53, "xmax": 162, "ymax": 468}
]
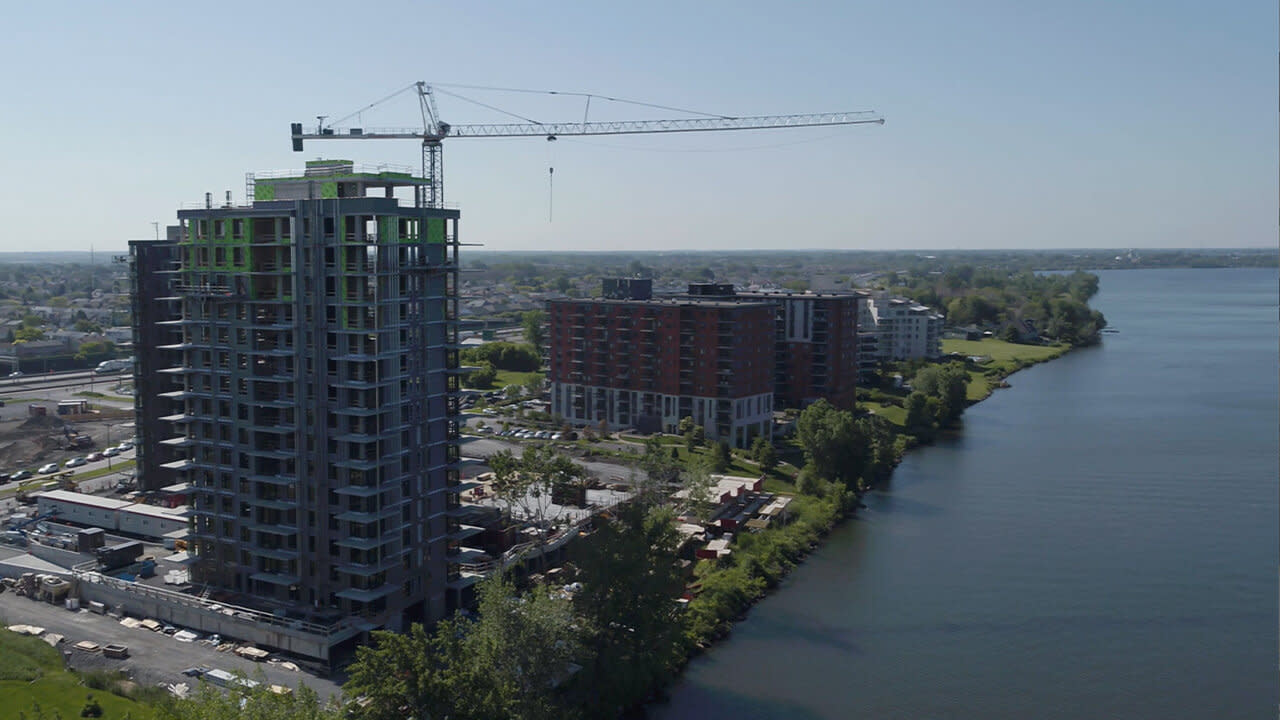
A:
[
  {"xmin": 460, "ymin": 248, "xmax": 1276, "ymax": 278},
  {"xmin": 891, "ymin": 267, "xmax": 1107, "ymax": 346}
]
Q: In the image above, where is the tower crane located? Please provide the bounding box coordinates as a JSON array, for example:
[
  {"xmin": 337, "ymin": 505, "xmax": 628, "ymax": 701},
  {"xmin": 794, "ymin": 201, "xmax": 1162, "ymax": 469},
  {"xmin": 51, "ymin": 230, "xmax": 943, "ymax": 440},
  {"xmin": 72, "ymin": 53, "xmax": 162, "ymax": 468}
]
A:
[{"xmin": 291, "ymin": 81, "xmax": 884, "ymax": 208}]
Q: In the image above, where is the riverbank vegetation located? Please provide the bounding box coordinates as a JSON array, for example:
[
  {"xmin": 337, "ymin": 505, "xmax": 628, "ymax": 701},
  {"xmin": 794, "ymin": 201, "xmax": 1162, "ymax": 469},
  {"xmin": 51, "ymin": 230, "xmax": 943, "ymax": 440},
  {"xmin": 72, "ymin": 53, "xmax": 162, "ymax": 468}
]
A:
[
  {"xmin": 940, "ymin": 337, "xmax": 1070, "ymax": 401},
  {"xmin": 887, "ymin": 267, "xmax": 1108, "ymax": 347}
]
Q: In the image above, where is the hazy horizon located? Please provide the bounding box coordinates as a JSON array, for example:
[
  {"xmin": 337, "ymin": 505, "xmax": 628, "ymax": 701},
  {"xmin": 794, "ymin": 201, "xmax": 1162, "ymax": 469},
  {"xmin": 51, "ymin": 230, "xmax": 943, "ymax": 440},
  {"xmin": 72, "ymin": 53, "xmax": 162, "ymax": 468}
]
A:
[{"xmin": 1, "ymin": 2, "xmax": 1275, "ymax": 253}]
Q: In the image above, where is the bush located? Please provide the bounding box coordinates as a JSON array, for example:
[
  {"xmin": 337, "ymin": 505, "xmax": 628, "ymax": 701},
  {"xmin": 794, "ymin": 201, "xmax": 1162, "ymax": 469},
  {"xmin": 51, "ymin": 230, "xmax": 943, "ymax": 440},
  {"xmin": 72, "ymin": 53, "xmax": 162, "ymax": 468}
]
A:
[
  {"xmin": 460, "ymin": 342, "xmax": 541, "ymax": 372},
  {"xmin": 464, "ymin": 362, "xmax": 497, "ymax": 389},
  {"xmin": 683, "ymin": 492, "xmax": 846, "ymax": 650}
]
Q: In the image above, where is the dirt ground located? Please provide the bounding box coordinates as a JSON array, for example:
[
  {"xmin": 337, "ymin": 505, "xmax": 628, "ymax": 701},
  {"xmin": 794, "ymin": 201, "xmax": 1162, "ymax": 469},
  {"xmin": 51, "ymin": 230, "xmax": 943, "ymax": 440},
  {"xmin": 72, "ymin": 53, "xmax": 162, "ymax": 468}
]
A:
[{"xmin": 0, "ymin": 411, "xmax": 133, "ymax": 475}]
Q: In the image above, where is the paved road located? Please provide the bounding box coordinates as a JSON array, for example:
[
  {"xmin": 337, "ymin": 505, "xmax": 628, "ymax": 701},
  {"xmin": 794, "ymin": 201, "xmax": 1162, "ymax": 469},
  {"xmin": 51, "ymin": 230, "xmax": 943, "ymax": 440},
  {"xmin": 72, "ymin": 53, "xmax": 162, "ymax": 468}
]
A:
[
  {"xmin": 0, "ymin": 446, "xmax": 137, "ymax": 496},
  {"xmin": 0, "ymin": 589, "xmax": 342, "ymax": 699}
]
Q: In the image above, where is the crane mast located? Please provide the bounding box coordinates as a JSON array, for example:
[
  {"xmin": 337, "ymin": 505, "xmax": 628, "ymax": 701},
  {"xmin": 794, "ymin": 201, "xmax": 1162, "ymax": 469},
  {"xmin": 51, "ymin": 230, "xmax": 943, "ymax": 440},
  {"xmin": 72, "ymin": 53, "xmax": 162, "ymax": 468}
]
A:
[{"xmin": 291, "ymin": 82, "xmax": 884, "ymax": 208}]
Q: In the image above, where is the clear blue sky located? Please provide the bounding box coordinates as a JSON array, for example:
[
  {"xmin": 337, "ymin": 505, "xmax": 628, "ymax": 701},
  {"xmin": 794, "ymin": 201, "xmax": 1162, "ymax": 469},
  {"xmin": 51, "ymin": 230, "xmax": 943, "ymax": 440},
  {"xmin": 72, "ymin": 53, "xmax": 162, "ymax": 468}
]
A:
[{"xmin": 0, "ymin": 1, "xmax": 1274, "ymax": 252}]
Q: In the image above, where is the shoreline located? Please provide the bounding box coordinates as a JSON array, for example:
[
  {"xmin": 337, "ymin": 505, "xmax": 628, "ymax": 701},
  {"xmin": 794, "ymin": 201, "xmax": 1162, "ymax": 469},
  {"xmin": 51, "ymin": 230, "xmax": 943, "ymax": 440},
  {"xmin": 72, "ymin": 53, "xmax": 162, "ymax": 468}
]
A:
[{"xmin": 653, "ymin": 338, "xmax": 1083, "ymax": 711}]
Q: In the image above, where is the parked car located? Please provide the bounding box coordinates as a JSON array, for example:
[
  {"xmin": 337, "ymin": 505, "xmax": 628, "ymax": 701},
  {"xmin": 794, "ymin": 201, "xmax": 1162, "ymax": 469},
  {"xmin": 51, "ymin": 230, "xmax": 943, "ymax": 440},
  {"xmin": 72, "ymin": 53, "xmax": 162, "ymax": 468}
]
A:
[
  {"xmin": 117, "ymin": 440, "xmax": 134, "ymax": 451},
  {"xmin": 85, "ymin": 452, "xmax": 104, "ymax": 462},
  {"xmin": 102, "ymin": 447, "xmax": 121, "ymax": 458},
  {"xmin": 64, "ymin": 457, "xmax": 87, "ymax": 468},
  {"xmin": 37, "ymin": 463, "xmax": 60, "ymax": 475},
  {"xmin": 10, "ymin": 470, "xmax": 32, "ymax": 481},
  {"xmin": 7, "ymin": 371, "xmax": 22, "ymax": 379}
]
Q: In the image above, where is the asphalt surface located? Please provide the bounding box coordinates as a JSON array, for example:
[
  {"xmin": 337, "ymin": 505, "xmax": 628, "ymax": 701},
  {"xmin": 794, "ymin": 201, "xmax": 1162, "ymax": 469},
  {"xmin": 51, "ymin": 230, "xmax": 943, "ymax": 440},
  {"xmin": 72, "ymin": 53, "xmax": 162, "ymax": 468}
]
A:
[
  {"xmin": 460, "ymin": 435, "xmax": 646, "ymax": 484},
  {"xmin": 0, "ymin": 589, "xmax": 342, "ymax": 700}
]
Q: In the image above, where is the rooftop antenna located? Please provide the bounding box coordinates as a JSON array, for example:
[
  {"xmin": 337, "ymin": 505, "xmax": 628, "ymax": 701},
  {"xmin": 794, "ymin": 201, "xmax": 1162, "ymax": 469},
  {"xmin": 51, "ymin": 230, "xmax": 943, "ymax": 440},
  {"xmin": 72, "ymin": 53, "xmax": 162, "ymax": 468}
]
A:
[{"xmin": 151, "ymin": 222, "xmax": 160, "ymax": 241}]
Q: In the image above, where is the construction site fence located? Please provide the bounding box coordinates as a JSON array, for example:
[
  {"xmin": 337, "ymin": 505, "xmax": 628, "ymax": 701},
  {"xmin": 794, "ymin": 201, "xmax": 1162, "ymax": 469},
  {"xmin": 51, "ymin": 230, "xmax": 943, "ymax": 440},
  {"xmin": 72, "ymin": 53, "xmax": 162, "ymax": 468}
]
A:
[{"xmin": 70, "ymin": 561, "xmax": 355, "ymax": 638}]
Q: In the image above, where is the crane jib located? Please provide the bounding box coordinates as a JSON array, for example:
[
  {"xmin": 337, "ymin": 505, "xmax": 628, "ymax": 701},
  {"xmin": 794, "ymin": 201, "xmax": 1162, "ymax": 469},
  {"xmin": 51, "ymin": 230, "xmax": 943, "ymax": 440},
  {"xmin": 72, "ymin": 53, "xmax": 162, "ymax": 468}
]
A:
[{"xmin": 291, "ymin": 112, "xmax": 883, "ymax": 146}]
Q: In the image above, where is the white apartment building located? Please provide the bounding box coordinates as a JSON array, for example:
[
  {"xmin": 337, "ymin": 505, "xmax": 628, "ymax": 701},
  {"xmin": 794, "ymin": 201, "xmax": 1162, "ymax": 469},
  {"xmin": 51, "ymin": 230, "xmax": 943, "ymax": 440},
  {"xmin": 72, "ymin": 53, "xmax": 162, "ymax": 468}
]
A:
[{"xmin": 859, "ymin": 295, "xmax": 944, "ymax": 361}]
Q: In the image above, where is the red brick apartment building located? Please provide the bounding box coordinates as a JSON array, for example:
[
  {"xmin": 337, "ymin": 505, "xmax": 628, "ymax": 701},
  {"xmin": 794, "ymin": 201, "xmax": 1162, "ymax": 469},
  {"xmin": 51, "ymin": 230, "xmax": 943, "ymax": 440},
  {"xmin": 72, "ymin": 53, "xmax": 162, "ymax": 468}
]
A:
[
  {"xmin": 548, "ymin": 280, "xmax": 775, "ymax": 448},
  {"xmin": 674, "ymin": 284, "xmax": 864, "ymax": 411},
  {"xmin": 738, "ymin": 288, "xmax": 863, "ymax": 410}
]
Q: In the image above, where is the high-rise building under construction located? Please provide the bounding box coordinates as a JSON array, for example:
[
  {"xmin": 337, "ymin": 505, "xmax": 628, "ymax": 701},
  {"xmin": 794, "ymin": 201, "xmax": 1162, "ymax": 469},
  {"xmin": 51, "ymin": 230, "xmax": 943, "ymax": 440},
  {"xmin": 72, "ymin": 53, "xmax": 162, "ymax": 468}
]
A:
[{"xmin": 142, "ymin": 160, "xmax": 464, "ymax": 634}]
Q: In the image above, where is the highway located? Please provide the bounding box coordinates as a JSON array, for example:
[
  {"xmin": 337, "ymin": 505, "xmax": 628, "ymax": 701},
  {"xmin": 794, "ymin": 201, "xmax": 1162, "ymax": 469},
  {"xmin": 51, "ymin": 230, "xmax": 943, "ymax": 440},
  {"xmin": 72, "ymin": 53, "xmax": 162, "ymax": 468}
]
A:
[{"xmin": 0, "ymin": 369, "xmax": 130, "ymax": 396}]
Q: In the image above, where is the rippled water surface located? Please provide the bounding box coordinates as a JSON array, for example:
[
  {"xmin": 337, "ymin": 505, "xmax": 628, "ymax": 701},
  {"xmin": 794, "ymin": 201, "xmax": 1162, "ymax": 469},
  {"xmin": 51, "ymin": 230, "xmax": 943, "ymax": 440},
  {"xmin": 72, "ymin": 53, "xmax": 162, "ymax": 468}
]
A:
[{"xmin": 656, "ymin": 268, "xmax": 1279, "ymax": 720}]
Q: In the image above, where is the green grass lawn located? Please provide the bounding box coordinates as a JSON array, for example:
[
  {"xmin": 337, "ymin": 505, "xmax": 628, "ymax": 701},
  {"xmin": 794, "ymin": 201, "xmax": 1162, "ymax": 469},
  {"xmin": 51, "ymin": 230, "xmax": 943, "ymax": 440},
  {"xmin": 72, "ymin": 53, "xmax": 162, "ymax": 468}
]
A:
[
  {"xmin": 492, "ymin": 370, "xmax": 543, "ymax": 390},
  {"xmin": 74, "ymin": 391, "xmax": 134, "ymax": 403},
  {"xmin": 942, "ymin": 338, "xmax": 1067, "ymax": 365},
  {"xmin": 864, "ymin": 401, "xmax": 907, "ymax": 427},
  {"xmin": 942, "ymin": 338, "xmax": 1070, "ymax": 402},
  {"xmin": 70, "ymin": 459, "xmax": 136, "ymax": 483},
  {"xmin": 0, "ymin": 631, "xmax": 157, "ymax": 720},
  {"xmin": 963, "ymin": 370, "xmax": 994, "ymax": 402}
]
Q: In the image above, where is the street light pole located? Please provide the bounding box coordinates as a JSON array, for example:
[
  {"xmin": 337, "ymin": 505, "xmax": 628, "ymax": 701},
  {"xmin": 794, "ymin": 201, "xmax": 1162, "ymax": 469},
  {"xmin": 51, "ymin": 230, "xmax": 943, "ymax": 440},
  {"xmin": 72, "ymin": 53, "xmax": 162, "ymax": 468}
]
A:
[{"xmin": 104, "ymin": 422, "xmax": 113, "ymax": 471}]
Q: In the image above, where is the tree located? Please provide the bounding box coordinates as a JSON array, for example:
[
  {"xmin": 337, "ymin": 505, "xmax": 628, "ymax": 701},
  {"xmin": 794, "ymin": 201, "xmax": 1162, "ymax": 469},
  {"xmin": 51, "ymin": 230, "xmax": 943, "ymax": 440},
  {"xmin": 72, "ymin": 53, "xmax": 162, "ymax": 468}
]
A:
[
  {"xmin": 677, "ymin": 456, "xmax": 715, "ymax": 522},
  {"xmin": 570, "ymin": 504, "xmax": 684, "ymax": 717},
  {"xmin": 796, "ymin": 465, "xmax": 831, "ymax": 497},
  {"xmin": 677, "ymin": 416, "xmax": 694, "ymax": 436},
  {"xmin": 521, "ymin": 310, "xmax": 547, "ymax": 349},
  {"xmin": 750, "ymin": 435, "xmax": 778, "ymax": 473},
  {"xmin": 73, "ymin": 318, "xmax": 102, "ymax": 334},
  {"xmin": 13, "ymin": 325, "xmax": 44, "ymax": 343},
  {"xmin": 344, "ymin": 623, "xmax": 459, "ymax": 720},
  {"xmin": 462, "ymin": 574, "xmax": 584, "ymax": 720},
  {"xmin": 344, "ymin": 575, "xmax": 581, "ymax": 720},
  {"xmin": 635, "ymin": 437, "xmax": 681, "ymax": 502},
  {"xmin": 74, "ymin": 340, "xmax": 115, "ymax": 363},
  {"xmin": 710, "ymin": 440, "xmax": 731, "ymax": 474},
  {"xmin": 524, "ymin": 374, "xmax": 543, "ymax": 397},
  {"xmin": 911, "ymin": 364, "xmax": 969, "ymax": 428},
  {"xmin": 690, "ymin": 425, "xmax": 706, "ymax": 448},
  {"xmin": 461, "ymin": 342, "xmax": 541, "ymax": 372},
  {"xmin": 162, "ymin": 674, "xmax": 340, "ymax": 720},
  {"xmin": 856, "ymin": 415, "xmax": 902, "ymax": 486},
  {"xmin": 795, "ymin": 400, "xmax": 866, "ymax": 487},
  {"xmin": 904, "ymin": 391, "xmax": 936, "ymax": 440},
  {"xmin": 489, "ymin": 445, "xmax": 587, "ymax": 544},
  {"xmin": 465, "ymin": 362, "xmax": 497, "ymax": 389}
]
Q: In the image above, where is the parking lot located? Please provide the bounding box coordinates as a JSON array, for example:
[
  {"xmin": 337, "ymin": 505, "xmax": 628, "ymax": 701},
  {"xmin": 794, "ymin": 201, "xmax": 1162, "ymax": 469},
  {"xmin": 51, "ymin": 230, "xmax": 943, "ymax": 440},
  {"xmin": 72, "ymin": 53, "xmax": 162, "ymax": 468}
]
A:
[{"xmin": 0, "ymin": 589, "xmax": 342, "ymax": 700}]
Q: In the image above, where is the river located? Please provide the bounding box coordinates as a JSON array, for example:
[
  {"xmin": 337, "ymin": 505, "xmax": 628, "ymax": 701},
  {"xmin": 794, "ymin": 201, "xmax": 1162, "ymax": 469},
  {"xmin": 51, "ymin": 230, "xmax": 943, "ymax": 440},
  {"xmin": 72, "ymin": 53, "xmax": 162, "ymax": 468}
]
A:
[{"xmin": 656, "ymin": 268, "xmax": 1279, "ymax": 719}]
